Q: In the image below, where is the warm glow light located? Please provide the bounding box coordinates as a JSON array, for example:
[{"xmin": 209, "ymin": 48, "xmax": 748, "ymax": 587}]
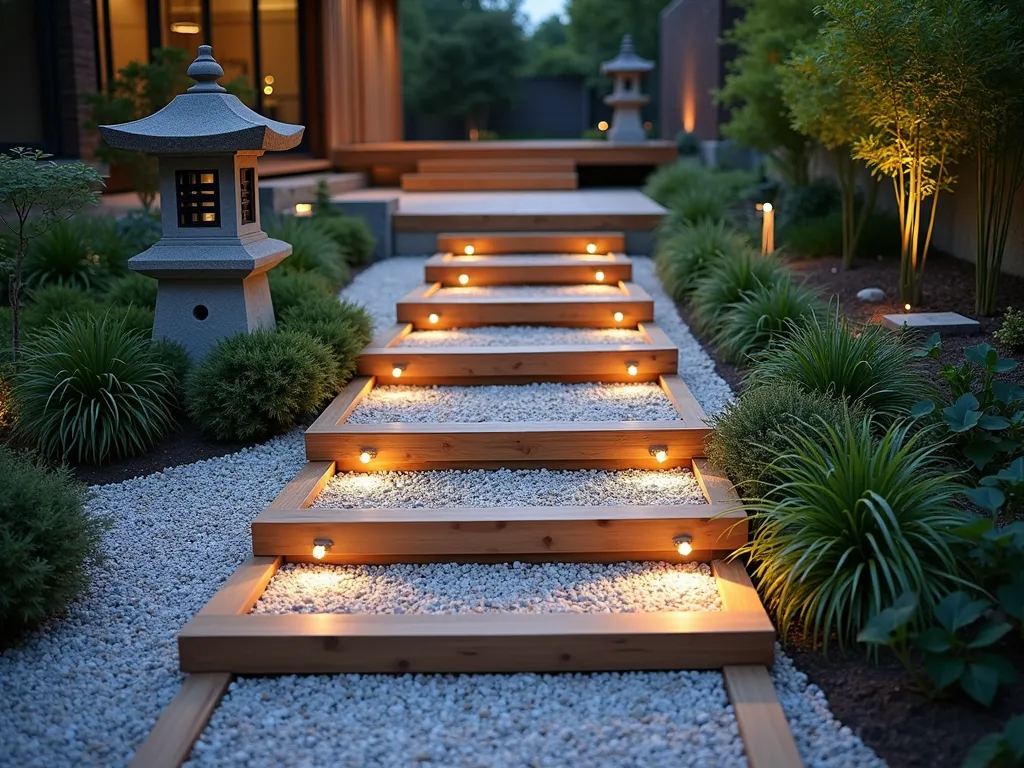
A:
[
  {"xmin": 312, "ymin": 538, "xmax": 333, "ymax": 560},
  {"xmin": 598, "ymin": 121, "xmax": 609, "ymax": 131},
  {"xmin": 458, "ymin": 274, "xmax": 470, "ymax": 285},
  {"xmin": 464, "ymin": 245, "xmax": 475, "ymax": 255},
  {"xmin": 643, "ymin": 121, "xmax": 653, "ymax": 131},
  {"xmin": 170, "ymin": 21, "xmax": 201, "ymax": 34},
  {"xmin": 392, "ymin": 364, "xmax": 405, "ymax": 378},
  {"xmin": 264, "ymin": 75, "xmax": 275, "ymax": 85},
  {"xmin": 650, "ymin": 446, "xmax": 668, "ymax": 464},
  {"xmin": 626, "ymin": 362, "xmax": 639, "ymax": 376},
  {"xmin": 904, "ymin": 303, "xmax": 912, "ymax": 311},
  {"xmin": 595, "ymin": 270, "xmax": 605, "ymax": 282},
  {"xmin": 762, "ymin": 202, "xmax": 773, "ymax": 212},
  {"xmin": 359, "ymin": 448, "xmax": 377, "ymax": 464},
  {"xmin": 675, "ymin": 536, "xmax": 693, "ymax": 557},
  {"xmin": 428, "ymin": 313, "xmax": 440, "ymax": 324},
  {"xmin": 263, "ymin": 85, "xmax": 274, "ymax": 95},
  {"xmin": 614, "ymin": 311, "xmax": 625, "ymax": 323},
  {"xmin": 586, "ymin": 243, "xmax": 597, "ymax": 254},
  {"xmin": 294, "ymin": 203, "xmax": 313, "ymax": 216}
]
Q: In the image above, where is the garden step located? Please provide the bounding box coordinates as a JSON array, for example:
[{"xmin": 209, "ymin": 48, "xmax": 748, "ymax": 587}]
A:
[
  {"xmin": 436, "ymin": 231, "xmax": 625, "ymax": 255},
  {"xmin": 424, "ymin": 252, "xmax": 633, "ymax": 286},
  {"xmin": 258, "ymin": 171, "xmax": 365, "ymax": 213},
  {"xmin": 400, "ymin": 172, "xmax": 578, "ymax": 192},
  {"xmin": 417, "ymin": 158, "xmax": 576, "ymax": 174}
]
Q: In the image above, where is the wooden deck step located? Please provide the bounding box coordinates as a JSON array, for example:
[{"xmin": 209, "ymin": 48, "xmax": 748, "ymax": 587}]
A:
[
  {"xmin": 418, "ymin": 158, "xmax": 576, "ymax": 174},
  {"xmin": 437, "ymin": 232, "xmax": 625, "ymax": 255},
  {"xmin": 395, "ymin": 282, "xmax": 654, "ymax": 329},
  {"xmin": 357, "ymin": 322, "xmax": 674, "ymax": 385},
  {"xmin": 400, "ymin": 172, "xmax": 578, "ymax": 192},
  {"xmin": 425, "ymin": 253, "xmax": 632, "ymax": 287}
]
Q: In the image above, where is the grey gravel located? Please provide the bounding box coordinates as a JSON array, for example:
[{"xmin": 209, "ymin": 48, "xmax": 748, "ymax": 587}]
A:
[
  {"xmin": 312, "ymin": 467, "xmax": 707, "ymax": 509},
  {"xmin": 347, "ymin": 382, "xmax": 680, "ymax": 424},
  {"xmin": 436, "ymin": 284, "xmax": 622, "ymax": 298},
  {"xmin": 252, "ymin": 561, "xmax": 722, "ymax": 615},
  {"xmin": 401, "ymin": 325, "xmax": 648, "ymax": 348}
]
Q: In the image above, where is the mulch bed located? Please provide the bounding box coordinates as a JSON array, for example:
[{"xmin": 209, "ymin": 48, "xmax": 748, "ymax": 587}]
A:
[{"xmin": 679, "ymin": 249, "xmax": 1024, "ymax": 767}]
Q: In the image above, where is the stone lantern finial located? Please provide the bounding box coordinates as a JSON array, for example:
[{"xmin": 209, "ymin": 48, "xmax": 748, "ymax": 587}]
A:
[
  {"xmin": 98, "ymin": 46, "xmax": 305, "ymax": 360},
  {"xmin": 600, "ymin": 34, "xmax": 654, "ymax": 144},
  {"xmin": 186, "ymin": 45, "xmax": 227, "ymax": 94}
]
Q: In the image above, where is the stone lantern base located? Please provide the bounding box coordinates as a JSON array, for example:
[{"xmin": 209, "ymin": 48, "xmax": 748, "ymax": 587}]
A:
[{"xmin": 606, "ymin": 101, "xmax": 647, "ymax": 143}]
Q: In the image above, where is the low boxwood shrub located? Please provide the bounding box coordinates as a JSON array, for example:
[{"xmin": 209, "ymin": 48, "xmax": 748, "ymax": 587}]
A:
[
  {"xmin": 705, "ymin": 382, "xmax": 857, "ymax": 496},
  {"xmin": 995, "ymin": 307, "xmax": 1024, "ymax": 352},
  {"xmin": 714, "ymin": 277, "xmax": 823, "ymax": 363},
  {"xmin": 14, "ymin": 314, "xmax": 177, "ymax": 464},
  {"xmin": 738, "ymin": 416, "xmax": 970, "ymax": 651},
  {"xmin": 21, "ymin": 284, "xmax": 103, "ymax": 333},
  {"xmin": 689, "ymin": 251, "xmax": 784, "ymax": 334},
  {"xmin": 280, "ymin": 297, "xmax": 373, "ymax": 389},
  {"xmin": 267, "ymin": 216, "xmax": 351, "ymax": 290},
  {"xmin": 749, "ymin": 309, "xmax": 923, "ymax": 417},
  {"xmin": 675, "ymin": 130, "xmax": 702, "ymax": 157},
  {"xmin": 106, "ymin": 272, "xmax": 158, "ymax": 309},
  {"xmin": 315, "ymin": 216, "xmax": 376, "ymax": 266},
  {"xmin": 654, "ymin": 220, "xmax": 752, "ymax": 302},
  {"xmin": 186, "ymin": 330, "xmax": 337, "ymax": 442},
  {"xmin": 0, "ymin": 447, "xmax": 107, "ymax": 644},
  {"xmin": 269, "ymin": 269, "xmax": 335, "ymax": 315}
]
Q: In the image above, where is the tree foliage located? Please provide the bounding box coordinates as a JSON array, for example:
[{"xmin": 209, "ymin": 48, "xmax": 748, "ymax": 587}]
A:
[
  {"xmin": 716, "ymin": 0, "xmax": 821, "ymax": 186},
  {"xmin": 566, "ymin": 0, "xmax": 662, "ymax": 85}
]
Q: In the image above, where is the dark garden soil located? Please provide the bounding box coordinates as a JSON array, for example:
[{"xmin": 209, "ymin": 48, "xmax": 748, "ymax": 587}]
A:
[{"xmin": 787, "ymin": 632, "xmax": 1024, "ymax": 768}]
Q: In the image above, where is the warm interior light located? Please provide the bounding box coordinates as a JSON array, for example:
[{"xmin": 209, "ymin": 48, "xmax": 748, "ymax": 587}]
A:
[
  {"xmin": 614, "ymin": 311, "xmax": 625, "ymax": 323},
  {"xmin": 263, "ymin": 85, "xmax": 274, "ymax": 95},
  {"xmin": 598, "ymin": 121, "xmax": 609, "ymax": 131},
  {"xmin": 595, "ymin": 270, "xmax": 605, "ymax": 282},
  {"xmin": 312, "ymin": 538, "xmax": 333, "ymax": 560},
  {"xmin": 904, "ymin": 303, "xmax": 912, "ymax": 311},
  {"xmin": 359, "ymin": 448, "xmax": 377, "ymax": 464},
  {"xmin": 428, "ymin": 313, "xmax": 440, "ymax": 324},
  {"xmin": 464, "ymin": 245, "xmax": 475, "ymax": 256},
  {"xmin": 626, "ymin": 362, "xmax": 639, "ymax": 376},
  {"xmin": 391, "ymin": 364, "xmax": 405, "ymax": 378},
  {"xmin": 458, "ymin": 274, "xmax": 470, "ymax": 285},
  {"xmin": 762, "ymin": 202, "xmax": 773, "ymax": 212},
  {"xmin": 674, "ymin": 535, "xmax": 693, "ymax": 557},
  {"xmin": 264, "ymin": 75, "xmax": 275, "ymax": 85},
  {"xmin": 586, "ymin": 243, "xmax": 597, "ymax": 254},
  {"xmin": 294, "ymin": 203, "xmax": 312, "ymax": 216},
  {"xmin": 649, "ymin": 445, "xmax": 668, "ymax": 463},
  {"xmin": 170, "ymin": 21, "xmax": 201, "ymax": 34}
]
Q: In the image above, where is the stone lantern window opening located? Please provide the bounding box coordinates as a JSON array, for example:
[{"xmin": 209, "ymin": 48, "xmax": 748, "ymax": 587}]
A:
[
  {"xmin": 175, "ymin": 169, "xmax": 221, "ymax": 228},
  {"xmin": 239, "ymin": 167, "xmax": 256, "ymax": 225}
]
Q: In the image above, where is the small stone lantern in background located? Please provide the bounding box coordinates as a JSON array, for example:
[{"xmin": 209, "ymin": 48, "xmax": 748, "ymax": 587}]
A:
[
  {"xmin": 600, "ymin": 35, "xmax": 654, "ymax": 144},
  {"xmin": 100, "ymin": 46, "xmax": 304, "ymax": 360}
]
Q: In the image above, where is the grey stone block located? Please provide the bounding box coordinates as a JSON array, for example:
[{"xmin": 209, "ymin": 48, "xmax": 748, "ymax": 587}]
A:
[
  {"xmin": 882, "ymin": 311, "xmax": 981, "ymax": 335},
  {"xmin": 330, "ymin": 197, "xmax": 398, "ymax": 260}
]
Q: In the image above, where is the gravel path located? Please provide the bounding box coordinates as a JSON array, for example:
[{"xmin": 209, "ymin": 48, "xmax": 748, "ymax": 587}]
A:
[
  {"xmin": 252, "ymin": 561, "xmax": 723, "ymax": 615},
  {"xmin": 347, "ymin": 382, "xmax": 680, "ymax": 424},
  {"xmin": 400, "ymin": 326, "xmax": 649, "ymax": 348},
  {"xmin": 436, "ymin": 284, "xmax": 622, "ymax": 298},
  {"xmin": 312, "ymin": 467, "xmax": 707, "ymax": 508},
  {"xmin": 0, "ymin": 255, "xmax": 884, "ymax": 768}
]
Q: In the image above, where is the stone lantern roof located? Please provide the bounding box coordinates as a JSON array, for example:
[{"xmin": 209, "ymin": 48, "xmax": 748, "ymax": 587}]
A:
[
  {"xmin": 99, "ymin": 46, "xmax": 304, "ymax": 154},
  {"xmin": 600, "ymin": 35, "xmax": 654, "ymax": 75}
]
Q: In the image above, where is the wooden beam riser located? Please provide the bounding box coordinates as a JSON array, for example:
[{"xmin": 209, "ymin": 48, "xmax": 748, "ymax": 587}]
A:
[
  {"xmin": 424, "ymin": 264, "xmax": 633, "ymax": 286},
  {"xmin": 419, "ymin": 159, "xmax": 576, "ymax": 174},
  {"xmin": 402, "ymin": 173, "xmax": 578, "ymax": 192},
  {"xmin": 396, "ymin": 300, "xmax": 655, "ymax": 329},
  {"xmin": 436, "ymin": 232, "xmax": 625, "ymax": 254}
]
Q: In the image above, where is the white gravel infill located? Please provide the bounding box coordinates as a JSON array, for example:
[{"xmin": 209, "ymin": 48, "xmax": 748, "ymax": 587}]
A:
[
  {"xmin": 313, "ymin": 467, "xmax": 706, "ymax": 508},
  {"xmin": 436, "ymin": 284, "xmax": 622, "ymax": 298},
  {"xmin": 400, "ymin": 325, "xmax": 648, "ymax": 348},
  {"xmin": 0, "ymin": 255, "xmax": 884, "ymax": 768},
  {"xmin": 346, "ymin": 382, "xmax": 680, "ymax": 424},
  {"xmin": 252, "ymin": 561, "xmax": 722, "ymax": 615}
]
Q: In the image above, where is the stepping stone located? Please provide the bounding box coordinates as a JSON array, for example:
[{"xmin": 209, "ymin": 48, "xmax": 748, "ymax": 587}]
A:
[{"xmin": 881, "ymin": 311, "xmax": 980, "ymax": 335}]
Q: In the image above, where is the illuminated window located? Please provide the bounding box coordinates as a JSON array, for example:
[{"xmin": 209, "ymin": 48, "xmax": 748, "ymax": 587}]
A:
[
  {"xmin": 239, "ymin": 167, "xmax": 256, "ymax": 225},
  {"xmin": 176, "ymin": 170, "xmax": 220, "ymax": 228}
]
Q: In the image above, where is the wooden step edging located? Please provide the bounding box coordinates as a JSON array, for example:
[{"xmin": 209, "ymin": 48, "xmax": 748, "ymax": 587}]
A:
[
  {"xmin": 401, "ymin": 172, "xmax": 578, "ymax": 192},
  {"xmin": 436, "ymin": 232, "xmax": 625, "ymax": 255},
  {"xmin": 424, "ymin": 252, "xmax": 633, "ymax": 286},
  {"xmin": 395, "ymin": 281, "xmax": 655, "ymax": 329},
  {"xmin": 418, "ymin": 158, "xmax": 577, "ymax": 174},
  {"xmin": 357, "ymin": 322, "xmax": 678, "ymax": 385},
  {"xmin": 303, "ymin": 374, "xmax": 710, "ymax": 471}
]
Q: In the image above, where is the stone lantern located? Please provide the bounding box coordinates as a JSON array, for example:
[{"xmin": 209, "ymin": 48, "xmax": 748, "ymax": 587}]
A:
[
  {"xmin": 99, "ymin": 45, "xmax": 304, "ymax": 360},
  {"xmin": 600, "ymin": 35, "xmax": 654, "ymax": 143}
]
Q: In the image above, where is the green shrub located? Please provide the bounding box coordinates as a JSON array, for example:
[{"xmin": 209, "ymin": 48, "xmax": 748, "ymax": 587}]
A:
[
  {"xmin": 23, "ymin": 217, "xmax": 135, "ymax": 291},
  {"xmin": 655, "ymin": 220, "xmax": 752, "ymax": 301},
  {"xmin": 995, "ymin": 307, "xmax": 1024, "ymax": 352},
  {"xmin": 675, "ymin": 131, "xmax": 702, "ymax": 157},
  {"xmin": 108, "ymin": 305, "xmax": 154, "ymax": 337},
  {"xmin": 749, "ymin": 310, "xmax": 923, "ymax": 417},
  {"xmin": 0, "ymin": 447, "xmax": 107, "ymax": 643},
  {"xmin": 151, "ymin": 339, "xmax": 191, "ymax": 408},
  {"xmin": 777, "ymin": 179, "xmax": 841, "ymax": 224},
  {"xmin": 315, "ymin": 216, "xmax": 376, "ymax": 266},
  {"xmin": 114, "ymin": 209, "xmax": 162, "ymax": 254},
  {"xmin": 266, "ymin": 216, "xmax": 351, "ymax": 289},
  {"xmin": 280, "ymin": 297, "xmax": 373, "ymax": 389},
  {"xmin": 665, "ymin": 186, "xmax": 731, "ymax": 226},
  {"xmin": 0, "ymin": 359, "xmax": 13, "ymax": 433},
  {"xmin": 689, "ymin": 251, "xmax": 784, "ymax": 334},
  {"xmin": 783, "ymin": 211, "xmax": 902, "ymax": 259},
  {"xmin": 21, "ymin": 285, "xmax": 102, "ymax": 332},
  {"xmin": 738, "ymin": 416, "xmax": 970, "ymax": 651},
  {"xmin": 643, "ymin": 162, "xmax": 711, "ymax": 206},
  {"xmin": 186, "ymin": 330, "xmax": 337, "ymax": 442},
  {"xmin": 706, "ymin": 383, "xmax": 856, "ymax": 497},
  {"xmin": 14, "ymin": 314, "xmax": 177, "ymax": 464},
  {"xmin": 715, "ymin": 277, "xmax": 823, "ymax": 363},
  {"xmin": 269, "ymin": 269, "xmax": 335, "ymax": 315},
  {"xmin": 106, "ymin": 272, "xmax": 158, "ymax": 309}
]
